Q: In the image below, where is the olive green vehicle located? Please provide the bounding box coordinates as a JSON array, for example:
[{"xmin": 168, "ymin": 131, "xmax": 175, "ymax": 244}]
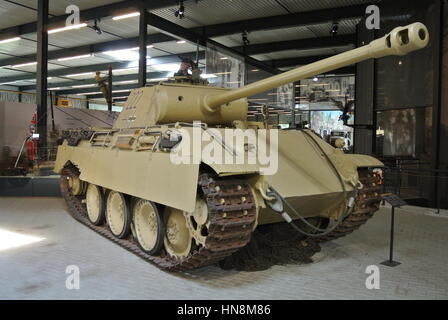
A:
[{"xmin": 55, "ymin": 23, "xmax": 429, "ymax": 271}]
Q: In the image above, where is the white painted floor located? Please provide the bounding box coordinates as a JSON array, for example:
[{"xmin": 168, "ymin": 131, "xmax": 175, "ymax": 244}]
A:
[{"xmin": 0, "ymin": 197, "xmax": 447, "ymax": 300}]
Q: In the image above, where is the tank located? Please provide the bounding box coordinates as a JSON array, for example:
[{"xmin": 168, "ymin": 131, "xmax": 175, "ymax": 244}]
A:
[{"xmin": 55, "ymin": 23, "xmax": 429, "ymax": 271}]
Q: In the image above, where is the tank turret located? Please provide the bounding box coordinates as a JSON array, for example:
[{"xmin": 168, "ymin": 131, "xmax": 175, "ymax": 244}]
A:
[{"xmin": 114, "ymin": 22, "xmax": 428, "ymax": 129}]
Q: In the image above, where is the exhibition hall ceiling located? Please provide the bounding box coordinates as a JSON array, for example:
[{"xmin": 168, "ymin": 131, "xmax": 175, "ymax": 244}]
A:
[{"xmin": 0, "ymin": 0, "xmax": 375, "ymax": 93}]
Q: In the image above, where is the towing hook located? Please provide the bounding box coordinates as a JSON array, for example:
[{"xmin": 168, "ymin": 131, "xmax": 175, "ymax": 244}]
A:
[{"xmin": 265, "ymin": 189, "xmax": 284, "ymax": 213}]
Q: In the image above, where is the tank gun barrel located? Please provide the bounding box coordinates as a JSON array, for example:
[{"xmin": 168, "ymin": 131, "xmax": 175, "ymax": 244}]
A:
[{"xmin": 203, "ymin": 22, "xmax": 429, "ymax": 111}]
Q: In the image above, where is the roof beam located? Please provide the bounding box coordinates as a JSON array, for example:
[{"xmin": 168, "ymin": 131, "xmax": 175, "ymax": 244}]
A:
[
  {"xmin": 193, "ymin": 4, "xmax": 366, "ymax": 38},
  {"xmin": 268, "ymin": 55, "xmax": 332, "ymax": 68},
  {"xmin": 55, "ymin": 57, "xmax": 354, "ymax": 95},
  {"xmin": 0, "ymin": 32, "xmax": 354, "ymax": 68},
  {"xmin": 0, "ymin": 3, "xmax": 360, "ymax": 68},
  {"xmin": 58, "ymin": 84, "xmax": 137, "ymax": 96},
  {"xmin": 0, "ymin": 33, "xmax": 356, "ymax": 84},
  {"xmin": 147, "ymin": 13, "xmax": 280, "ymax": 74},
  {"xmin": 20, "ymin": 71, "xmax": 170, "ymax": 91},
  {"xmin": 268, "ymin": 56, "xmax": 355, "ymax": 74},
  {"xmin": 1, "ymin": 48, "xmax": 354, "ymax": 87},
  {"xmin": 77, "ymin": 91, "xmax": 134, "ymax": 100},
  {"xmin": 234, "ymin": 35, "xmax": 355, "ymax": 56},
  {"xmin": 0, "ymin": 33, "xmax": 174, "ymax": 67},
  {"xmin": 1, "ymin": 1, "xmax": 365, "ymax": 44},
  {"xmin": 0, "ymin": 52, "xmax": 201, "ymax": 83},
  {"xmin": 0, "ymin": 0, "xmax": 179, "ymax": 41}
]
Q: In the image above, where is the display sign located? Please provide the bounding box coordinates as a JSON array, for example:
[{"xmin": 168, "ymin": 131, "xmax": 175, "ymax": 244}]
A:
[
  {"xmin": 57, "ymin": 99, "xmax": 72, "ymax": 108},
  {"xmin": 382, "ymin": 193, "xmax": 407, "ymax": 207}
]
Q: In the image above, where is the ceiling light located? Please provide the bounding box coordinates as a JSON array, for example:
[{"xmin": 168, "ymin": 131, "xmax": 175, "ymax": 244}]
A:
[
  {"xmin": 66, "ymin": 72, "xmax": 95, "ymax": 77},
  {"xmin": 76, "ymin": 92, "xmax": 101, "ymax": 95},
  {"xmin": 150, "ymin": 63, "xmax": 180, "ymax": 72},
  {"xmin": 24, "ymin": 77, "xmax": 53, "ymax": 82},
  {"xmin": 71, "ymin": 84, "xmax": 96, "ymax": 88},
  {"xmin": 0, "ymin": 81, "xmax": 18, "ymax": 85},
  {"xmin": 200, "ymin": 74, "xmax": 217, "ymax": 79},
  {"xmin": 220, "ymin": 57, "xmax": 228, "ymax": 60},
  {"xmin": 174, "ymin": 1, "xmax": 185, "ymax": 19},
  {"xmin": 251, "ymin": 69, "xmax": 259, "ymax": 72},
  {"xmin": 112, "ymin": 12, "xmax": 140, "ymax": 20},
  {"xmin": 48, "ymin": 23, "xmax": 87, "ymax": 34},
  {"xmin": 113, "ymin": 67, "xmax": 138, "ymax": 73},
  {"xmin": 116, "ymin": 80, "xmax": 137, "ymax": 84},
  {"xmin": 214, "ymin": 72, "xmax": 232, "ymax": 75},
  {"xmin": 113, "ymin": 89, "xmax": 132, "ymax": 93},
  {"xmin": 148, "ymin": 77, "xmax": 168, "ymax": 82},
  {"xmin": 57, "ymin": 54, "xmax": 92, "ymax": 61},
  {"xmin": 313, "ymin": 77, "xmax": 319, "ymax": 82},
  {"xmin": 176, "ymin": 40, "xmax": 186, "ymax": 44},
  {"xmin": 11, "ymin": 62, "xmax": 37, "ymax": 68},
  {"xmin": 103, "ymin": 48, "xmax": 139, "ymax": 61},
  {"xmin": 92, "ymin": 19, "xmax": 102, "ymax": 35},
  {"xmin": 330, "ymin": 22, "xmax": 339, "ymax": 37},
  {"xmin": 48, "ymin": 87, "xmax": 61, "ymax": 90},
  {"xmin": 147, "ymin": 45, "xmax": 154, "ymax": 48},
  {"xmin": 242, "ymin": 31, "xmax": 250, "ymax": 46},
  {"xmin": 0, "ymin": 37, "xmax": 21, "ymax": 44}
]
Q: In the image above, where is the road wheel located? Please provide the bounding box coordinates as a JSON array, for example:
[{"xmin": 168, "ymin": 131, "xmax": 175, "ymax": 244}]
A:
[
  {"xmin": 85, "ymin": 184, "xmax": 105, "ymax": 225},
  {"xmin": 106, "ymin": 191, "xmax": 131, "ymax": 238},
  {"xmin": 133, "ymin": 199, "xmax": 164, "ymax": 255},
  {"xmin": 164, "ymin": 207, "xmax": 193, "ymax": 259}
]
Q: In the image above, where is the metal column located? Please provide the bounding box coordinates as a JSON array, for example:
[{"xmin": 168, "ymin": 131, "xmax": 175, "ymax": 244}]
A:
[
  {"xmin": 353, "ymin": 20, "xmax": 375, "ymax": 155},
  {"xmin": 108, "ymin": 65, "xmax": 113, "ymax": 111},
  {"xmin": 138, "ymin": 8, "xmax": 148, "ymax": 87},
  {"xmin": 36, "ymin": 0, "xmax": 49, "ymax": 160},
  {"xmin": 430, "ymin": 0, "xmax": 443, "ymax": 207}
]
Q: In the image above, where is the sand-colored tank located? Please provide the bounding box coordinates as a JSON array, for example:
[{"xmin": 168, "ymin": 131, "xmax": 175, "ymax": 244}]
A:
[{"xmin": 55, "ymin": 23, "xmax": 429, "ymax": 270}]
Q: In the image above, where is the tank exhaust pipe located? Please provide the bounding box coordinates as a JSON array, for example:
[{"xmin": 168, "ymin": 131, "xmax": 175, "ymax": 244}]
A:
[{"xmin": 203, "ymin": 22, "xmax": 429, "ymax": 112}]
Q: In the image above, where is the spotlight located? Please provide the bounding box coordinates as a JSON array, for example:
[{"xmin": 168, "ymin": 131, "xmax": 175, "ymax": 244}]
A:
[
  {"xmin": 174, "ymin": 1, "xmax": 185, "ymax": 19},
  {"xmin": 242, "ymin": 31, "xmax": 250, "ymax": 46},
  {"xmin": 330, "ymin": 22, "xmax": 339, "ymax": 36},
  {"xmin": 93, "ymin": 19, "xmax": 102, "ymax": 35}
]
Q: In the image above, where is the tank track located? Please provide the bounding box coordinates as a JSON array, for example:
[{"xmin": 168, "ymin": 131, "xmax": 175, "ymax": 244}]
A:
[
  {"xmin": 60, "ymin": 164, "xmax": 257, "ymax": 271},
  {"xmin": 61, "ymin": 129, "xmax": 94, "ymax": 146},
  {"xmin": 316, "ymin": 169, "xmax": 383, "ymax": 242}
]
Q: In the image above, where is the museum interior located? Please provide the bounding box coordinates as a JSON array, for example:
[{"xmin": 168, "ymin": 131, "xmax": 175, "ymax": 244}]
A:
[{"xmin": 0, "ymin": 0, "xmax": 447, "ymax": 300}]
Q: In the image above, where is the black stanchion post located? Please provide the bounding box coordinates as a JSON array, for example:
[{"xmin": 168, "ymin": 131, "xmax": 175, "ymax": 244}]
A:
[{"xmin": 381, "ymin": 194, "xmax": 406, "ymax": 267}]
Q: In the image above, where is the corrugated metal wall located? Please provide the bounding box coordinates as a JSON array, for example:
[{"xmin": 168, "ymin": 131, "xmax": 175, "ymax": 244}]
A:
[{"xmin": 0, "ymin": 87, "xmax": 87, "ymax": 109}]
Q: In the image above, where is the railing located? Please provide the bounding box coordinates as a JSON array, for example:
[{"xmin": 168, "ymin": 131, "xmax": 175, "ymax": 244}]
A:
[{"xmin": 380, "ymin": 158, "xmax": 448, "ymax": 211}]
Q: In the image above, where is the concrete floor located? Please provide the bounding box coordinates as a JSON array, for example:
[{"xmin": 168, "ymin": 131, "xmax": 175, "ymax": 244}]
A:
[{"xmin": 0, "ymin": 197, "xmax": 447, "ymax": 300}]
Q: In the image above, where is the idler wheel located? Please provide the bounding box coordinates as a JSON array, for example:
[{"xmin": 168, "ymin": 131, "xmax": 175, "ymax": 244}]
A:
[
  {"xmin": 133, "ymin": 199, "xmax": 164, "ymax": 255},
  {"xmin": 106, "ymin": 191, "xmax": 131, "ymax": 238},
  {"xmin": 85, "ymin": 184, "xmax": 105, "ymax": 225},
  {"xmin": 67, "ymin": 176, "xmax": 84, "ymax": 195},
  {"xmin": 184, "ymin": 198, "xmax": 209, "ymax": 246},
  {"xmin": 164, "ymin": 207, "xmax": 193, "ymax": 259}
]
